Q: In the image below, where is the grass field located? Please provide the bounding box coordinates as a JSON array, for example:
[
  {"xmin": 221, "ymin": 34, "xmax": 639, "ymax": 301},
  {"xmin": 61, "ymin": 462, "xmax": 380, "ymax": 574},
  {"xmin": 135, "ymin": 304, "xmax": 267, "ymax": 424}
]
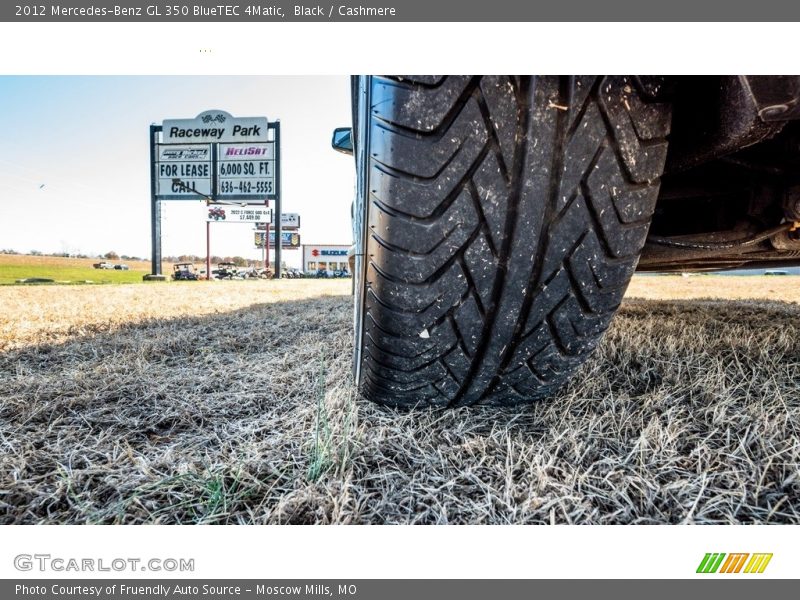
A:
[
  {"xmin": 0, "ymin": 254, "xmax": 154, "ymax": 285},
  {"xmin": 1, "ymin": 276, "xmax": 798, "ymax": 524}
]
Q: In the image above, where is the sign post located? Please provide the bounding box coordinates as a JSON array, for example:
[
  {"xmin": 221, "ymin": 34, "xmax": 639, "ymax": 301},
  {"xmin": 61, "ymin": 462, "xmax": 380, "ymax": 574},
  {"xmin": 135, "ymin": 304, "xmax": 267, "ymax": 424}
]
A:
[
  {"xmin": 273, "ymin": 121, "xmax": 282, "ymax": 279},
  {"xmin": 206, "ymin": 220, "xmax": 211, "ymax": 281},
  {"xmin": 144, "ymin": 124, "xmax": 165, "ymax": 280},
  {"xmin": 265, "ymin": 220, "xmax": 270, "ymax": 272},
  {"xmin": 208, "ymin": 142, "xmax": 217, "ymax": 280}
]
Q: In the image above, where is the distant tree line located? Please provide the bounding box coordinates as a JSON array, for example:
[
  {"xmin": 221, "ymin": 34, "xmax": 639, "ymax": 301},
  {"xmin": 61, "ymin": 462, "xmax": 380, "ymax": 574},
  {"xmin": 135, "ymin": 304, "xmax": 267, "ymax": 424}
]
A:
[
  {"xmin": 1, "ymin": 249, "xmax": 145, "ymax": 261},
  {"xmin": 0, "ymin": 249, "xmax": 262, "ymax": 267},
  {"xmin": 164, "ymin": 254, "xmax": 257, "ymax": 267}
]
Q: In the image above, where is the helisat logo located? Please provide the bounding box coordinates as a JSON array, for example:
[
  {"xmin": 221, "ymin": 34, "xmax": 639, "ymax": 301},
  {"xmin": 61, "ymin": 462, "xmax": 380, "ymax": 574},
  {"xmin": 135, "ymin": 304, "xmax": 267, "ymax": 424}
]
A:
[
  {"xmin": 225, "ymin": 147, "xmax": 270, "ymax": 157},
  {"xmin": 696, "ymin": 553, "xmax": 773, "ymax": 574}
]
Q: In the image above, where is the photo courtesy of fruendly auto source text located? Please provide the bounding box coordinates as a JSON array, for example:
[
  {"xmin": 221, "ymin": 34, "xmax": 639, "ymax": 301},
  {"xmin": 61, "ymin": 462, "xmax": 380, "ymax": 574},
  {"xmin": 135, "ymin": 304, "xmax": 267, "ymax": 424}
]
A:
[{"xmin": 0, "ymin": 0, "xmax": 799, "ymax": 594}]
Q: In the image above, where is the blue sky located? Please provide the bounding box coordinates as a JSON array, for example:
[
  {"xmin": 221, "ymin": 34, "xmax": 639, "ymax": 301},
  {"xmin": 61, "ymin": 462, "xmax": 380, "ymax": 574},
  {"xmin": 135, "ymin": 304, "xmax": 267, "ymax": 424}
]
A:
[{"xmin": 0, "ymin": 76, "xmax": 354, "ymax": 266}]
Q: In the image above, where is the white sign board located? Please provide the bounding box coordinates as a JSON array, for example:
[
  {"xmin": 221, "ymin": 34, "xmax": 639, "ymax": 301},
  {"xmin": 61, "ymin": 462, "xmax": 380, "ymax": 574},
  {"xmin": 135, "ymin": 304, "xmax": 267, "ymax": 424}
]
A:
[
  {"xmin": 274, "ymin": 212, "xmax": 300, "ymax": 229},
  {"xmin": 304, "ymin": 245, "xmax": 351, "ymax": 261},
  {"xmin": 217, "ymin": 142, "xmax": 276, "ymax": 200},
  {"xmin": 162, "ymin": 110, "xmax": 269, "ymax": 143},
  {"xmin": 155, "ymin": 144, "xmax": 211, "ymax": 200},
  {"xmin": 207, "ymin": 206, "xmax": 273, "ymax": 224},
  {"xmin": 256, "ymin": 213, "xmax": 300, "ymax": 230},
  {"xmin": 153, "ymin": 111, "xmax": 277, "ymax": 202}
]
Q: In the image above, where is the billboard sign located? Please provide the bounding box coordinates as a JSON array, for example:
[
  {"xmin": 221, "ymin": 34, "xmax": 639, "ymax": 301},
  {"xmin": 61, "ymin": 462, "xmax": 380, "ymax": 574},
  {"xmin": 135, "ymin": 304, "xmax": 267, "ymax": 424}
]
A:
[
  {"xmin": 155, "ymin": 143, "xmax": 211, "ymax": 200},
  {"xmin": 255, "ymin": 231, "xmax": 300, "ymax": 249},
  {"xmin": 207, "ymin": 206, "xmax": 272, "ymax": 223},
  {"xmin": 154, "ymin": 111, "xmax": 277, "ymax": 201},
  {"xmin": 162, "ymin": 110, "xmax": 269, "ymax": 144},
  {"xmin": 275, "ymin": 212, "xmax": 300, "ymax": 229},
  {"xmin": 272, "ymin": 231, "xmax": 300, "ymax": 249},
  {"xmin": 255, "ymin": 213, "xmax": 300, "ymax": 230}
]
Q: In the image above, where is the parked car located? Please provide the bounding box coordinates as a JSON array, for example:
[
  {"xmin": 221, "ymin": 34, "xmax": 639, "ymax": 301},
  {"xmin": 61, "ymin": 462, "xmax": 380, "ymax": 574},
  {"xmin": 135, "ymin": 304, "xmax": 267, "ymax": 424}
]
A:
[
  {"xmin": 114, "ymin": 264, "xmax": 129, "ymax": 270},
  {"xmin": 93, "ymin": 261, "xmax": 113, "ymax": 269},
  {"xmin": 334, "ymin": 75, "xmax": 800, "ymax": 409}
]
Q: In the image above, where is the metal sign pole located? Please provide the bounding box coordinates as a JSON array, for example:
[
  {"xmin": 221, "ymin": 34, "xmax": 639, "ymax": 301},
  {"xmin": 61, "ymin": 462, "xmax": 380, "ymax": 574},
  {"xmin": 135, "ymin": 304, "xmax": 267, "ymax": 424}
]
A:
[
  {"xmin": 206, "ymin": 219, "xmax": 211, "ymax": 280},
  {"xmin": 273, "ymin": 121, "xmax": 282, "ymax": 279},
  {"xmin": 265, "ymin": 222, "xmax": 270, "ymax": 272},
  {"xmin": 207, "ymin": 143, "xmax": 218, "ymax": 280},
  {"xmin": 148, "ymin": 125, "xmax": 163, "ymax": 278}
]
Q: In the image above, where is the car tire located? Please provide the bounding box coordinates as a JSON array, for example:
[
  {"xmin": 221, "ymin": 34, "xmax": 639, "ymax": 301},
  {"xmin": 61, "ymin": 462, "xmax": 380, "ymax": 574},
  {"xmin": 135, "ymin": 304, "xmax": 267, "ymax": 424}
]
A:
[{"xmin": 352, "ymin": 76, "xmax": 671, "ymax": 408}]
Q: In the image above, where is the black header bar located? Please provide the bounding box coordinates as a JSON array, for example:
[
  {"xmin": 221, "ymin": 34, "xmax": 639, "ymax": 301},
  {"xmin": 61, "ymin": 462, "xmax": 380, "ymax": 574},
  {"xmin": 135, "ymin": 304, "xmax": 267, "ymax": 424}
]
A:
[{"xmin": 4, "ymin": 1, "xmax": 800, "ymax": 22}]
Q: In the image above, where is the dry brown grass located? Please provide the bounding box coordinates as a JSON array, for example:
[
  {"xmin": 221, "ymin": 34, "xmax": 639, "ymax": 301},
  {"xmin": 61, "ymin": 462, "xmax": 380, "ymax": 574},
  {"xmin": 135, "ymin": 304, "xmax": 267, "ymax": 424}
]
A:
[
  {"xmin": 1, "ymin": 276, "xmax": 798, "ymax": 524},
  {"xmin": 0, "ymin": 280, "xmax": 349, "ymax": 351},
  {"xmin": 627, "ymin": 274, "xmax": 800, "ymax": 303}
]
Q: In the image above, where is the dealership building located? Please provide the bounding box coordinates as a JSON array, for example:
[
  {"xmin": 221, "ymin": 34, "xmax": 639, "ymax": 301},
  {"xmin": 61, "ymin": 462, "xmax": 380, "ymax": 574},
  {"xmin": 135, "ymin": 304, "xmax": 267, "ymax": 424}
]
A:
[{"xmin": 302, "ymin": 244, "xmax": 351, "ymax": 273}]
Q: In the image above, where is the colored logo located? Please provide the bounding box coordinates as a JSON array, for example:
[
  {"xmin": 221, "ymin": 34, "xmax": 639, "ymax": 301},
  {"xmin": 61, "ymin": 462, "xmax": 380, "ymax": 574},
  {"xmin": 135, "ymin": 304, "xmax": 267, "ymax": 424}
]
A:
[
  {"xmin": 225, "ymin": 146, "xmax": 270, "ymax": 156},
  {"xmin": 160, "ymin": 148, "xmax": 209, "ymax": 160},
  {"xmin": 208, "ymin": 207, "xmax": 226, "ymax": 221},
  {"xmin": 696, "ymin": 553, "xmax": 772, "ymax": 574}
]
